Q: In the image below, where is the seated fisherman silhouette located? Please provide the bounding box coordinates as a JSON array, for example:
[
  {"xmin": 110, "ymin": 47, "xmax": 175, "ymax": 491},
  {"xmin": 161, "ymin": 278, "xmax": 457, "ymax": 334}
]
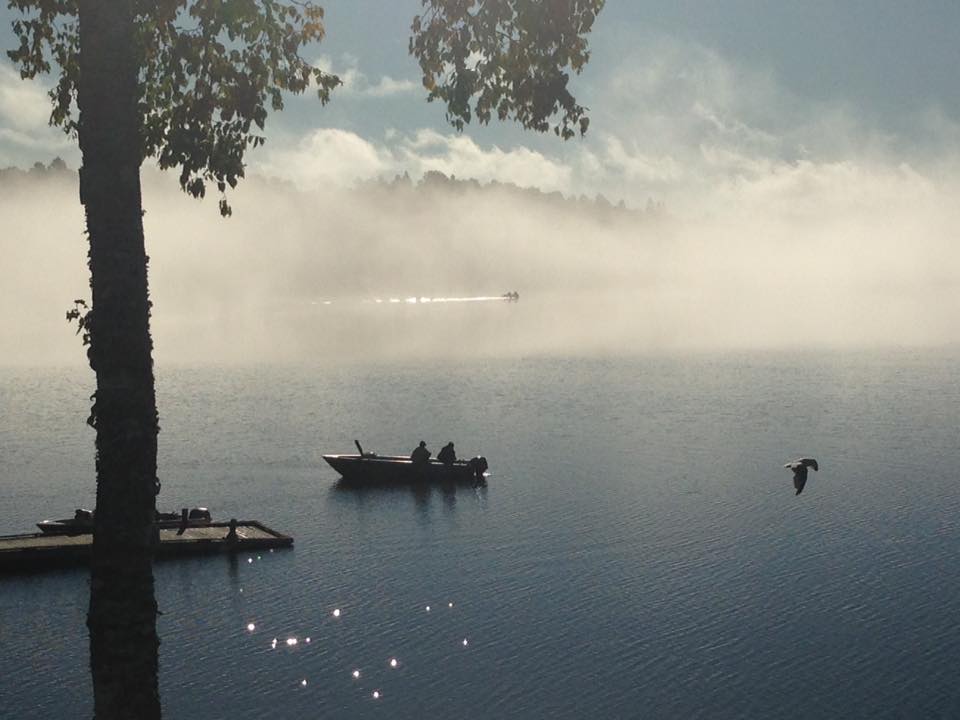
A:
[
  {"xmin": 410, "ymin": 440, "xmax": 431, "ymax": 463},
  {"xmin": 437, "ymin": 442, "xmax": 457, "ymax": 464}
]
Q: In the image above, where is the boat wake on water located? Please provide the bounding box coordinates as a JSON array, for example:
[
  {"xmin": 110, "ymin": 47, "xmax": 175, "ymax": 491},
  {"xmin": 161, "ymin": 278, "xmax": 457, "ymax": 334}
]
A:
[{"xmin": 307, "ymin": 292, "xmax": 520, "ymax": 306}]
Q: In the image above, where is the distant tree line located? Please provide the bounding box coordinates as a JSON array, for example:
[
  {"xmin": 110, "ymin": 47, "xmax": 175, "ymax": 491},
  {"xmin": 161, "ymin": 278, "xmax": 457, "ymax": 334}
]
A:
[
  {"xmin": 359, "ymin": 169, "xmax": 667, "ymax": 219},
  {"xmin": 0, "ymin": 156, "xmax": 72, "ymax": 182},
  {"xmin": 1, "ymin": 158, "xmax": 667, "ymax": 221}
]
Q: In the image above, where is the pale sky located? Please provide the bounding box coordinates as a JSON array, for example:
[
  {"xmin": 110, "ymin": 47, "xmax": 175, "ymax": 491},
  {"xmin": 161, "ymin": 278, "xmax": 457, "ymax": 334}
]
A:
[{"xmin": 1, "ymin": 1, "xmax": 959, "ymax": 205}]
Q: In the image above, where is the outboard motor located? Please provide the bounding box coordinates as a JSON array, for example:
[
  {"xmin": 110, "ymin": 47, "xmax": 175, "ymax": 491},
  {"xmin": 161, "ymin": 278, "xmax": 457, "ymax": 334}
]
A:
[{"xmin": 468, "ymin": 456, "xmax": 489, "ymax": 484}]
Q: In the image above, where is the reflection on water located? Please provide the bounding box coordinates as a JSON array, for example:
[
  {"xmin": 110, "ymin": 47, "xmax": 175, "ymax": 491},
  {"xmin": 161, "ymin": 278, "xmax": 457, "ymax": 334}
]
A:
[
  {"xmin": 2, "ymin": 353, "xmax": 960, "ymax": 719},
  {"xmin": 87, "ymin": 557, "xmax": 161, "ymax": 719},
  {"xmin": 329, "ymin": 479, "xmax": 488, "ymax": 520}
]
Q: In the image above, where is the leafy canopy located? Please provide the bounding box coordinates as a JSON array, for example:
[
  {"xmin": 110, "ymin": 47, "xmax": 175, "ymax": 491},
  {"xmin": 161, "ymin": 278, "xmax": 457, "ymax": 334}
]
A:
[
  {"xmin": 410, "ymin": 0, "xmax": 604, "ymax": 139},
  {"xmin": 8, "ymin": 0, "xmax": 603, "ymax": 214},
  {"xmin": 8, "ymin": 0, "xmax": 340, "ymax": 215}
]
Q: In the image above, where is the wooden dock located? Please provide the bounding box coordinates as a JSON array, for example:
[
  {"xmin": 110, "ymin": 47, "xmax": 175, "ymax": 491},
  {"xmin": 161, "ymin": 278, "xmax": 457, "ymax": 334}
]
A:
[{"xmin": 0, "ymin": 521, "xmax": 293, "ymax": 574}]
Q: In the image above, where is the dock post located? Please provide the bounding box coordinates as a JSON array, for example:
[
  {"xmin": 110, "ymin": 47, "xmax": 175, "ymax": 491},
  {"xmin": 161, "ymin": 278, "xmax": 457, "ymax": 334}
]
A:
[{"xmin": 176, "ymin": 508, "xmax": 188, "ymax": 536}]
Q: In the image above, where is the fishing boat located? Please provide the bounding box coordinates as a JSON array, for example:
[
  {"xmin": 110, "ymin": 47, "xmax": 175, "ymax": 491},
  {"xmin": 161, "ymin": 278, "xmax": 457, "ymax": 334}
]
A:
[
  {"xmin": 324, "ymin": 442, "xmax": 488, "ymax": 486},
  {"xmin": 37, "ymin": 507, "xmax": 213, "ymax": 535}
]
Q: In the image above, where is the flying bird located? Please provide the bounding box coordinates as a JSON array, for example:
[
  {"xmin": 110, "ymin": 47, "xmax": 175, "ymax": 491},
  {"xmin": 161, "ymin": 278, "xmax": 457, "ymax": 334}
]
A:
[{"xmin": 784, "ymin": 458, "xmax": 819, "ymax": 495}]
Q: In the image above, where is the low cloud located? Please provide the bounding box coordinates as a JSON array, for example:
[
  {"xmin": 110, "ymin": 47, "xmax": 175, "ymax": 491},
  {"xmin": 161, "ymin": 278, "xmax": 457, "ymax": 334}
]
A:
[
  {"xmin": 263, "ymin": 36, "xmax": 960, "ymax": 211},
  {"xmin": 0, "ymin": 63, "xmax": 72, "ymax": 164},
  {"xmin": 3, "ymin": 38, "xmax": 959, "ymax": 365},
  {"xmin": 178, "ymin": 40, "xmax": 960, "ymax": 359},
  {"xmin": 0, "ymin": 64, "xmax": 51, "ymax": 131},
  {"xmin": 397, "ymin": 130, "xmax": 572, "ymax": 190},
  {"xmin": 580, "ymin": 37, "xmax": 960, "ymax": 209},
  {"xmin": 363, "ymin": 75, "xmax": 419, "ymax": 98},
  {"xmin": 313, "ymin": 54, "xmax": 417, "ymax": 98},
  {"xmin": 254, "ymin": 127, "xmax": 573, "ymax": 192},
  {"xmin": 255, "ymin": 128, "xmax": 392, "ymax": 186}
]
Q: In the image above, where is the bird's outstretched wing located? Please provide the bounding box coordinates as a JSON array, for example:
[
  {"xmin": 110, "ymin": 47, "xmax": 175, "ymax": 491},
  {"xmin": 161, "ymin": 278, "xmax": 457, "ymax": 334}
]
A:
[
  {"xmin": 785, "ymin": 458, "xmax": 819, "ymax": 471},
  {"xmin": 793, "ymin": 471, "xmax": 807, "ymax": 495},
  {"xmin": 784, "ymin": 460, "xmax": 816, "ymax": 495}
]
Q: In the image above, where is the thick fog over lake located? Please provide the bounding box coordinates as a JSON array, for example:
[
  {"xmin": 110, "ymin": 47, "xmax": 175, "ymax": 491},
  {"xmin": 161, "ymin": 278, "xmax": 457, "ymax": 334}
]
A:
[{"xmin": 1, "ymin": 161, "xmax": 957, "ymax": 366}]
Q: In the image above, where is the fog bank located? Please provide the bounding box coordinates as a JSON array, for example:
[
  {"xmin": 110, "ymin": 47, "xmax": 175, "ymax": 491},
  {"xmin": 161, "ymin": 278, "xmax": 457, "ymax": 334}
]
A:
[{"xmin": 1, "ymin": 161, "xmax": 958, "ymax": 366}]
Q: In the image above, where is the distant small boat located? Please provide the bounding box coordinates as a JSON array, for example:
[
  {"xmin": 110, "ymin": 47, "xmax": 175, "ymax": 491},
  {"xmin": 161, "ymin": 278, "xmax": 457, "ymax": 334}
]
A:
[
  {"xmin": 324, "ymin": 449, "xmax": 489, "ymax": 486},
  {"xmin": 37, "ymin": 507, "xmax": 213, "ymax": 535}
]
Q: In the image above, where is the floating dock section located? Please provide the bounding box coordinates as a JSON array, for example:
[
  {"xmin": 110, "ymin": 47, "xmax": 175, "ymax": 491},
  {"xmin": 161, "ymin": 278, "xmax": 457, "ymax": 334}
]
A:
[{"xmin": 0, "ymin": 521, "xmax": 292, "ymax": 574}]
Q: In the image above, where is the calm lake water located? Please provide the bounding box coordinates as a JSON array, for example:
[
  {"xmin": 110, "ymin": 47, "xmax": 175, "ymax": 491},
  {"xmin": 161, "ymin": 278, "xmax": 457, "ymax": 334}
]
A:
[{"xmin": 1, "ymin": 351, "xmax": 959, "ymax": 719}]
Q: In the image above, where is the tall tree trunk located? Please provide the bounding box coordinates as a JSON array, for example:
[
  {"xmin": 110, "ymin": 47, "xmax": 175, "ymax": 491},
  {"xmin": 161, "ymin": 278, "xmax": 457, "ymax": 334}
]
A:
[{"xmin": 77, "ymin": 1, "xmax": 162, "ymax": 718}]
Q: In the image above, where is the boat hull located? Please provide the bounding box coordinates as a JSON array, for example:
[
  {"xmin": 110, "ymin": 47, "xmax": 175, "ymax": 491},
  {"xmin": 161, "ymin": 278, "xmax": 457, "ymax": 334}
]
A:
[
  {"xmin": 37, "ymin": 509, "xmax": 212, "ymax": 536},
  {"xmin": 323, "ymin": 454, "xmax": 487, "ymax": 486}
]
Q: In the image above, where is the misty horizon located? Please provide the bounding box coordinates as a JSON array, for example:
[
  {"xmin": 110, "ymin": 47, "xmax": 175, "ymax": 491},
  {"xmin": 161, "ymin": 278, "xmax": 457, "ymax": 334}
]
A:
[{"xmin": 1, "ymin": 157, "xmax": 957, "ymax": 366}]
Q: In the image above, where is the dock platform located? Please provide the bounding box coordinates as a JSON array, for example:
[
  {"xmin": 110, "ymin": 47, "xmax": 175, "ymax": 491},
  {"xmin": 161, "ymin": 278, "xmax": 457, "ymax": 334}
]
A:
[{"xmin": 0, "ymin": 521, "xmax": 293, "ymax": 574}]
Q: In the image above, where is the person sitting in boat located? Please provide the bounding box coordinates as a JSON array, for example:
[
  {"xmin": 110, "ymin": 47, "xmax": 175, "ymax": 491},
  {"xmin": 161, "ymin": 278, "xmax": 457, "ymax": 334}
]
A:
[
  {"xmin": 410, "ymin": 440, "xmax": 431, "ymax": 464},
  {"xmin": 437, "ymin": 442, "xmax": 457, "ymax": 464}
]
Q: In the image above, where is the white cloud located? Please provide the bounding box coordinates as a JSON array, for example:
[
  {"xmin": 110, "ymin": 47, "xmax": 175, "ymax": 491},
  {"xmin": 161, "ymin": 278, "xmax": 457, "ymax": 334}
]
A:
[
  {"xmin": 255, "ymin": 128, "xmax": 392, "ymax": 187},
  {"xmin": 254, "ymin": 127, "xmax": 572, "ymax": 192},
  {"xmin": 313, "ymin": 54, "xmax": 417, "ymax": 98},
  {"xmin": 0, "ymin": 127, "xmax": 58, "ymax": 149},
  {"xmin": 398, "ymin": 130, "xmax": 572, "ymax": 190},
  {"xmin": 364, "ymin": 75, "xmax": 418, "ymax": 97},
  {"xmin": 558, "ymin": 35, "xmax": 960, "ymax": 214},
  {"xmin": 580, "ymin": 39, "xmax": 803, "ymax": 199},
  {"xmin": 262, "ymin": 34, "xmax": 960, "ymax": 245},
  {"xmin": 0, "ymin": 62, "xmax": 73, "ymax": 164},
  {"xmin": 0, "ymin": 64, "xmax": 52, "ymax": 131},
  {"xmin": 589, "ymin": 135, "xmax": 684, "ymax": 184}
]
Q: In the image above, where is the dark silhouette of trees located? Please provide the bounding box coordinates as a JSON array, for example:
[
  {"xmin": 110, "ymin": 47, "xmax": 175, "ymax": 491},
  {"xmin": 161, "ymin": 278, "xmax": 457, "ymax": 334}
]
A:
[
  {"xmin": 76, "ymin": 4, "xmax": 160, "ymax": 716},
  {"xmin": 411, "ymin": 0, "xmax": 602, "ymax": 138},
  {"xmin": 0, "ymin": 156, "xmax": 72, "ymax": 182},
  {"xmin": 11, "ymin": 1, "xmax": 339, "ymax": 714},
  {"xmin": 6, "ymin": 1, "xmax": 604, "ymax": 716}
]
